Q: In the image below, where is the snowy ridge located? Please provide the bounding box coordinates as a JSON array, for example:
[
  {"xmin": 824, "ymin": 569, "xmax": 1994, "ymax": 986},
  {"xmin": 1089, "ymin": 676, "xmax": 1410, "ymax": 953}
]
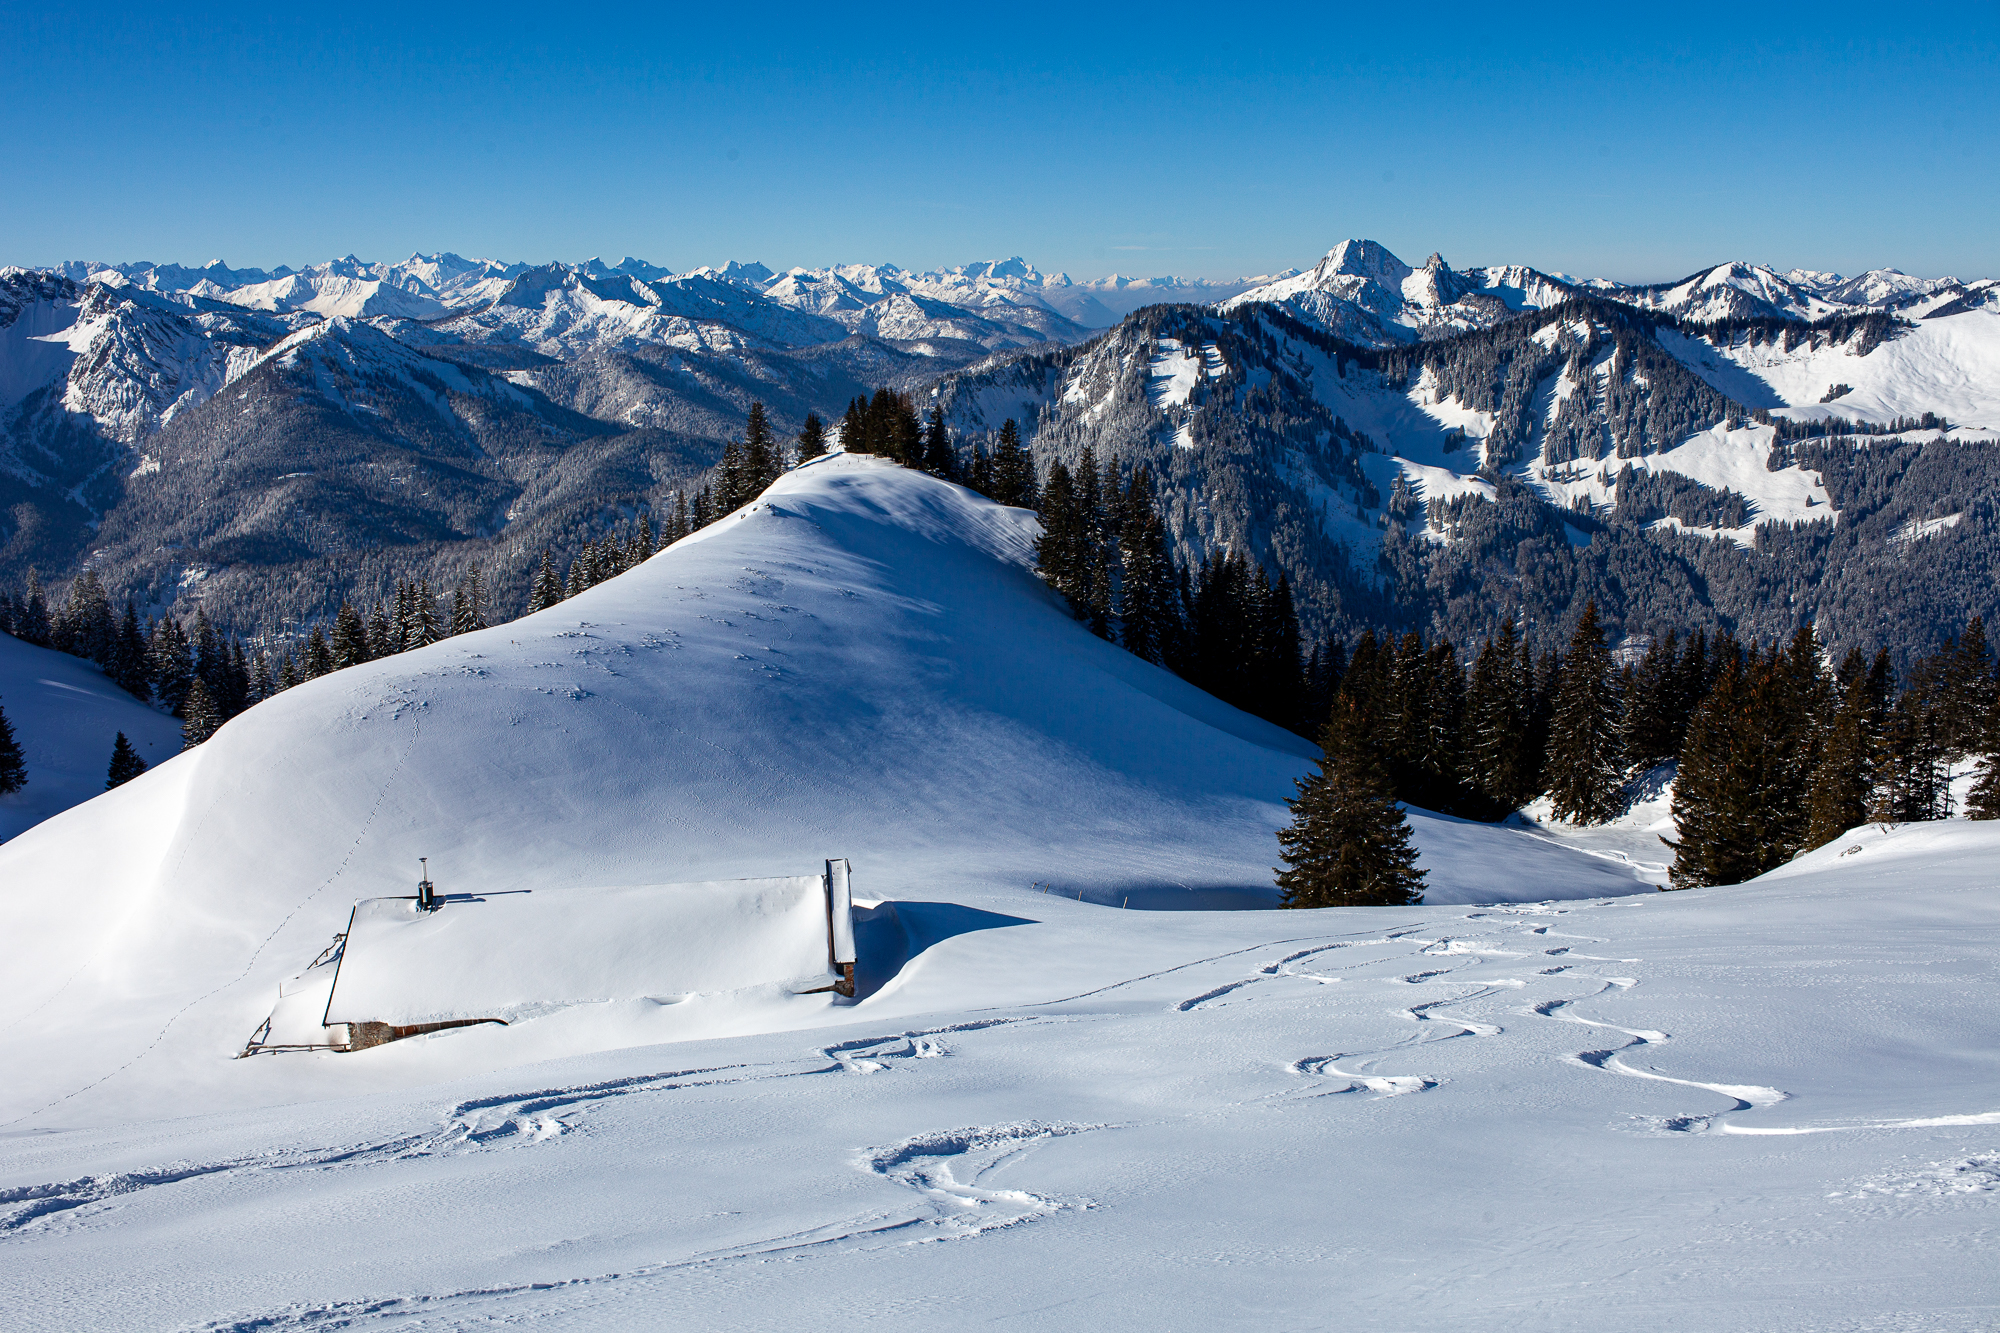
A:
[
  {"xmin": 0, "ymin": 457, "xmax": 1659, "ymax": 1125},
  {"xmin": 1222, "ymin": 240, "xmax": 1578, "ymax": 345}
]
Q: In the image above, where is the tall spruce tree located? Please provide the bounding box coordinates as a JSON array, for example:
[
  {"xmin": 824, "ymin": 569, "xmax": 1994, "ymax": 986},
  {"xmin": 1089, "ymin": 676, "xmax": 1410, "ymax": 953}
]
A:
[
  {"xmin": 16, "ymin": 571, "xmax": 51, "ymax": 645},
  {"xmin": 796, "ymin": 412, "xmax": 827, "ymax": 463},
  {"xmin": 1668, "ymin": 651, "xmax": 1757, "ymax": 888},
  {"xmin": 922, "ymin": 407, "xmax": 956, "ymax": 480},
  {"xmin": 331, "ymin": 603, "xmax": 371, "ymax": 669},
  {"xmin": 181, "ymin": 679, "xmax": 223, "ymax": 749},
  {"xmin": 1936, "ymin": 617, "xmax": 1995, "ymax": 759},
  {"xmin": 743, "ymin": 401, "xmax": 778, "ymax": 492},
  {"xmin": 530, "ymin": 551, "xmax": 563, "ymax": 611},
  {"xmin": 1545, "ymin": 602, "xmax": 1626, "ymax": 824},
  {"xmin": 149, "ymin": 617, "xmax": 193, "ymax": 715},
  {"xmin": 110, "ymin": 601, "xmax": 151, "ymax": 701},
  {"xmin": 105, "ymin": 731, "xmax": 147, "ymax": 789},
  {"xmin": 1034, "ymin": 460, "xmax": 1086, "ymax": 609},
  {"xmin": 1804, "ymin": 686, "xmax": 1873, "ymax": 848},
  {"xmin": 303, "ymin": 626, "xmax": 334, "ymax": 679},
  {"xmin": 1968, "ymin": 692, "xmax": 2000, "ymax": 819},
  {"xmin": 1465, "ymin": 621, "xmax": 1529, "ymax": 817},
  {"xmin": 1116, "ymin": 468, "xmax": 1180, "ymax": 666},
  {"xmin": 1275, "ymin": 697, "xmax": 1427, "ymax": 907},
  {"xmin": 0, "ymin": 698, "xmax": 24, "ymax": 794},
  {"xmin": 1622, "ymin": 631, "xmax": 1682, "ymax": 771},
  {"xmin": 990, "ymin": 420, "xmax": 1035, "ymax": 508}
]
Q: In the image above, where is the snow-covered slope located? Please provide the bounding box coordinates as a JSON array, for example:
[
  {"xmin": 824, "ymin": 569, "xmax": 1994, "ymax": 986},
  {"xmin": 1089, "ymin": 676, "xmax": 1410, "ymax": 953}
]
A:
[
  {"xmin": 0, "ymin": 631, "xmax": 183, "ymax": 842},
  {"xmin": 0, "ymin": 458, "xmax": 1658, "ymax": 1127},
  {"xmin": 2, "ymin": 780, "xmax": 1995, "ymax": 1329},
  {"xmin": 1658, "ymin": 309, "xmax": 2000, "ymax": 429}
]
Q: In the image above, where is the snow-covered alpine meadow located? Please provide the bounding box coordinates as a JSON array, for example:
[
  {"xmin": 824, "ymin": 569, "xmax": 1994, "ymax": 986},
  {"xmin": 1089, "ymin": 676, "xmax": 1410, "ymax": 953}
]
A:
[
  {"xmin": 2, "ymin": 458, "xmax": 1997, "ymax": 1330},
  {"xmin": 0, "ymin": 630, "xmax": 184, "ymax": 842}
]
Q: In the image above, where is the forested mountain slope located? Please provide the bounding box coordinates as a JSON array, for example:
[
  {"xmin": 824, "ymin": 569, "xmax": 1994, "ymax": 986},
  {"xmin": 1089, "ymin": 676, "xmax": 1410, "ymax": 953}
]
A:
[{"xmin": 931, "ymin": 296, "xmax": 2000, "ymax": 661}]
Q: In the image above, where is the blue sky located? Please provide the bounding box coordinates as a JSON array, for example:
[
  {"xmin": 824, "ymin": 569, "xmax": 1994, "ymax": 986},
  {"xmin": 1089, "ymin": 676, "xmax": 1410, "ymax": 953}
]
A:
[{"xmin": 8, "ymin": 1, "xmax": 1996, "ymax": 282}]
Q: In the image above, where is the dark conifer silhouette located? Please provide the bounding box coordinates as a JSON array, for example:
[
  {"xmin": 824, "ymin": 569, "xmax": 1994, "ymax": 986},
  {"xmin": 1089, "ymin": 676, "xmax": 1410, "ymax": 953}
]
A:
[
  {"xmin": 1276, "ymin": 698, "xmax": 1426, "ymax": 907},
  {"xmin": 1545, "ymin": 601, "xmax": 1626, "ymax": 824},
  {"xmin": 0, "ymin": 698, "xmax": 24, "ymax": 794},
  {"xmin": 795, "ymin": 412, "xmax": 827, "ymax": 463},
  {"xmin": 180, "ymin": 679, "xmax": 224, "ymax": 749},
  {"xmin": 1804, "ymin": 688, "xmax": 1872, "ymax": 847},
  {"xmin": 105, "ymin": 731, "xmax": 147, "ymax": 789}
]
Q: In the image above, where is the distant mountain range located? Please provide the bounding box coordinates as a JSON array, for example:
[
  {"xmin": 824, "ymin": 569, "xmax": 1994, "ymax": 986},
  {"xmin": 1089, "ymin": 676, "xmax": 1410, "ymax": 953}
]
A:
[{"xmin": 3, "ymin": 240, "xmax": 1996, "ymax": 653}]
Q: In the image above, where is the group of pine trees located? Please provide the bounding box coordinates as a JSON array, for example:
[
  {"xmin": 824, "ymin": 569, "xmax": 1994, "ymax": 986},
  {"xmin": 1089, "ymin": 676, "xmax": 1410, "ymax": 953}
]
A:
[
  {"xmin": 1275, "ymin": 604, "xmax": 2000, "ymax": 906},
  {"xmin": 0, "ymin": 567, "xmax": 495, "ymax": 769},
  {"xmin": 1036, "ymin": 448, "xmax": 1309, "ymax": 732},
  {"xmin": 1668, "ymin": 617, "xmax": 2000, "ymax": 887}
]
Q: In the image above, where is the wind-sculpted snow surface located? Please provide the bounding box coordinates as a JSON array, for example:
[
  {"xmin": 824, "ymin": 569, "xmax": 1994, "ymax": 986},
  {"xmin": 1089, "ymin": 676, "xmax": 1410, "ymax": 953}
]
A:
[
  {"xmin": 1, "ymin": 817, "xmax": 1996, "ymax": 1330},
  {"xmin": 0, "ymin": 457, "xmax": 1660, "ymax": 1129}
]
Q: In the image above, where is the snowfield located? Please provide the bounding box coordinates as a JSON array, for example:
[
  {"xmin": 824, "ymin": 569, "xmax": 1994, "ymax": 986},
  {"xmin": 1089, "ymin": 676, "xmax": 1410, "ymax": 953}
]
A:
[
  {"xmin": 0, "ymin": 631, "xmax": 184, "ymax": 842},
  {"xmin": 1, "ymin": 460, "xmax": 1996, "ymax": 1330}
]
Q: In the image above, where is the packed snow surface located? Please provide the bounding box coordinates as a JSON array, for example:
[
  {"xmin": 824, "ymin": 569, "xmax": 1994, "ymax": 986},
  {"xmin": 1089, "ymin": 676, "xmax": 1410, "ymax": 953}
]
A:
[
  {"xmin": 2, "ymin": 462, "xmax": 1994, "ymax": 1329},
  {"xmin": 0, "ymin": 632, "xmax": 183, "ymax": 842}
]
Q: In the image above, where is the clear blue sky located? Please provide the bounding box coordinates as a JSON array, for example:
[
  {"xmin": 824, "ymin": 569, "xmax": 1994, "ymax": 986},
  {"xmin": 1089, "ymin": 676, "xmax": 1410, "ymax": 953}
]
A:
[{"xmin": 8, "ymin": 1, "xmax": 1996, "ymax": 283}]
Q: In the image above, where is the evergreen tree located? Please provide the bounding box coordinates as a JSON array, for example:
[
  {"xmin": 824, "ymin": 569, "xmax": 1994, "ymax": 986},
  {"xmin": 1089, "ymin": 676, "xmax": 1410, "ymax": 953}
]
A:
[
  {"xmin": 1668, "ymin": 652, "xmax": 1758, "ymax": 888},
  {"xmin": 331, "ymin": 603, "xmax": 371, "ymax": 669},
  {"xmin": 1804, "ymin": 687, "xmax": 1872, "ymax": 848},
  {"xmin": 1968, "ymin": 694, "xmax": 2000, "ymax": 819},
  {"xmin": 866, "ymin": 388, "xmax": 903, "ymax": 461},
  {"xmin": 1275, "ymin": 698, "xmax": 1427, "ymax": 907},
  {"xmin": 530, "ymin": 551, "xmax": 563, "ymax": 611},
  {"xmin": 110, "ymin": 601, "xmax": 151, "ymax": 701},
  {"xmin": 180, "ymin": 678, "xmax": 224, "ymax": 749},
  {"xmin": 1465, "ymin": 622, "xmax": 1529, "ymax": 816},
  {"xmin": 796, "ymin": 412, "xmax": 827, "ymax": 463},
  {"xmin": 249, "ymin": 651, "xmax": 275, "ymax": 705},
  {"xmin": 1339, "ymin": 630, "xmax": 1386, "ymax": 737},
  {"xmin": 743, "ymin": 401, "xmax": 779, "ymax": 492},
  {"xmin": 1034, "ymin": 460, "xmax": 1086, "ymax": 609},
  {"xmin": 0, "ymin": 698, "xmax": 24, "ymax": 794},
  {"xmin": 149, "ymin": 616, "xmax": 193, "ymax": 715},
  {"xmin": 410, "ymin": 582, "xmax": 442, "ymax": 647},
  {"xmin": 105, "ymin": 731, "xmax": 147, "ymax": 789},
  {"xmin": 303, "ymin": 626, "xmax": 335, "ymax": 679},
  {"xmin": 17, "ymin": 570, "xmax": 51, "ymax": 645},
  {"xmin": 1763, "ymin": 625, "xmax": 1832, "ymax": 856},
  {"xmin": 889, "ymin": 393, "xmax": 923, "ymax": 467},
  {"xmin": 450, "ymin": 571, "xmax": 487, "ymax": 636},
  {"xmin": 922, "ymin": 407, "xmax": 956, "ymax": 480},
  {"xmin": 1622, "ymin": 631, "xmax": 1682, "ymax": 771},
  {"xmin": 839, "ymin": 396, "xmax": 868, "ymax": 454},
  {"xmin": 714, "ymin": 439, "xmax": 748, "ymax": 510},
  {"xmin": 1875, "ymin": 688, "xmax": 1947, "ymax": 822},
  {"xmin": 1937, "ymin": 617, "xmax": 1996, "ymax": 758},
  {"xmin": 1115, "ymin": 468, "xmax": 1180, "ymax": 666},
  {"xmin": 1545, "ymin": 601, "xmax": 1626, "ymax": 824},
  {"xmin": 990, "ymin": 420, "xmax": 1035, "ymax": 508}
]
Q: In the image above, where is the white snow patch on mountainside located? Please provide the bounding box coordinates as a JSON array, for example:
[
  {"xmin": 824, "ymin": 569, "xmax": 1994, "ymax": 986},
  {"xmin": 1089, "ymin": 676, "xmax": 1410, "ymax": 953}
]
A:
[{"xmin": 1658, "ymin": 310, "xmax": 2000, "ymax": 429}]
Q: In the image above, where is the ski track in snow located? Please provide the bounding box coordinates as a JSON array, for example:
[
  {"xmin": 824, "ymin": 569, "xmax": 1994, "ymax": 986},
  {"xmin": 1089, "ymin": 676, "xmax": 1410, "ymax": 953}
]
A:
[
  {"xmin": 10, "ymin": 898, "xmax": 1998, "ymax": 1329},
  {"xmin": 181, "ymin": 1121, "xmax": 1109, "ymax": 1332},
  {"xmin": 0, "ymin": 1018, "xmax": 1061, "ymax": 1242}
]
